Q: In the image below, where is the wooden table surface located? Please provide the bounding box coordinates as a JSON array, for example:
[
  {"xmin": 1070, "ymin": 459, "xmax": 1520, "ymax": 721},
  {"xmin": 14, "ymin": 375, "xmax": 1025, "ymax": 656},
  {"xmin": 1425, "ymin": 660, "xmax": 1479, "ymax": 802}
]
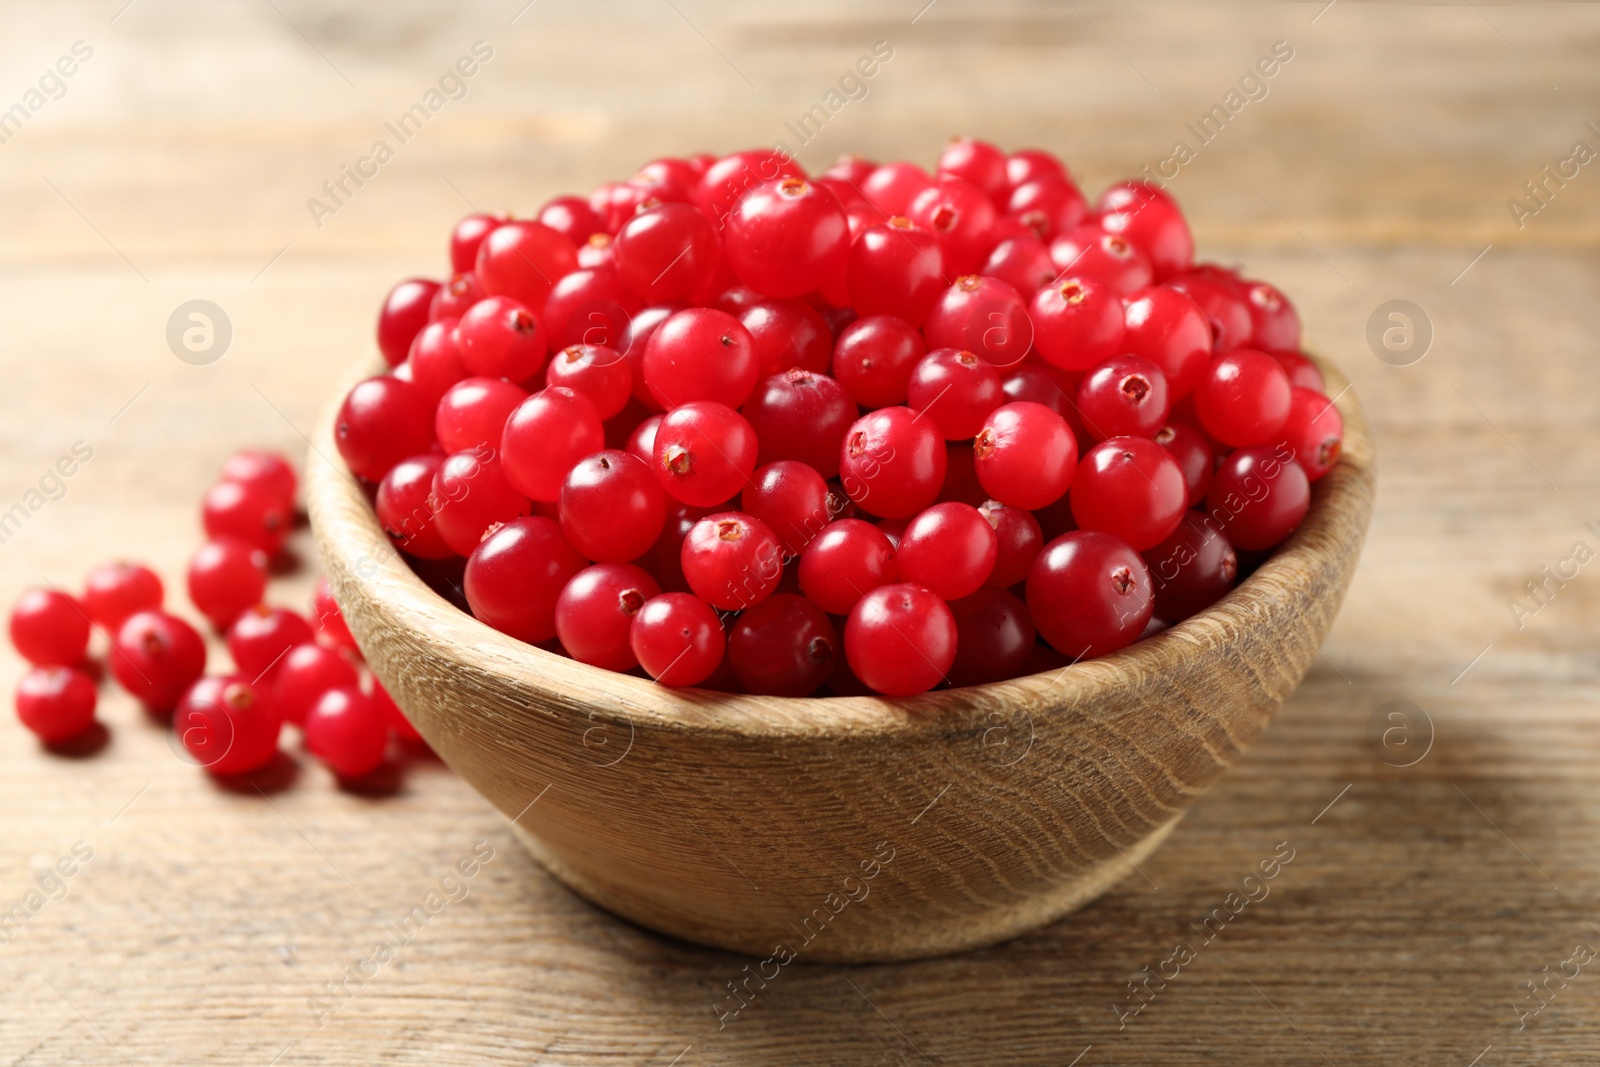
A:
[{"xmin": 3, "ymin": 1, "xmax": 1599, "ymax": 1063}]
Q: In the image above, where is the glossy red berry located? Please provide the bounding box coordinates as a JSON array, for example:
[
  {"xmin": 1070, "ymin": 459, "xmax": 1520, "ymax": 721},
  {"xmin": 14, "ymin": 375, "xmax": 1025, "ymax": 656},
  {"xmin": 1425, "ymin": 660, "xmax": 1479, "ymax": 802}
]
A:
[
  {"xmin": 1279, "ymin": 386, "xmax": 1344, "ymax": 481},
  {"xmin": 187, "ymin": 538, "xmax": 268, "ymax": 629},
  {"xmin": 630, "ymin": 592, "xmax": 725, "ymax": 686},
  {"xmin": 740, "ymin": 461, "xmax": 833, "ymax": 556},
  {"xmin": 946, "ymin": 587, "xmax": 1035, "ymax": 687},
  {"xmin": 797, "ymin": 519, "xmax": 898, "ymax": 614},
  {"xmin": 555, "ymin": 563, "xmax": 661, "ymax": 671},
  {"xmin": 724, "ymin": 178, "xmax": 850, "ymax": 299},
  {"xmin": 848, "ymin": 218, "xmax": 947, "ymax": 326},
  {"xmin": 1071, "ymin": 437, "xmax": 1187, "ymax": 551},
  {"xmin": 614, "ymin": 202, "xmax": 721, "ymax": 303},
  {"xmin": 651, "ymin": 401, "xmax": 758, "ymax": 507},
  {"xmin": 1155, "ymin": 422, "xmax": 1215, "ymax": 508},
  {"xmin": 310, "ymin": 577, "xmax": 358, "ymax": 656},
  {"xmin": 1269, "ymin": 349, "xmax": 1325, "ymax": 393},
  {"xmin": 839, "ymin": 406, "xmax": 947, "ymax": 519},
  {"xmin": 1000, "ymin": 363, "xmax": 1076, "ymax": 419},
  {"xmin": 559, "ymin": 450, "xmax": 666, "ymax": 562},
  {"xmin": 1075, "ymin": 355, "xmax": 1170, "ymax": 441},
  {"xmin": 1029, "ymin": 276, "xmax": 1126, "ymax": 373},
  {"xmin": 406, "ymin": 317, "xmax": 469, "ymax": 405},
  {"xmin": 1167, "ymin": 271, "xmax": 1252, "ymax": 352},
  {"xmin": 861, "ymin": 161, "xmax": 934, "ymax": 216},
  {"xmin": 431, "ymin": 448, "xmax": 531, "ymax": 556},
  {"xmin": 979, "ymin": 500, "xmax": 1045, "ymax": 589},
  {"xmin": 907, "ymin": 175, "xmax": 997, "ymax": 276},
  {"xmin": 544, "ymin": 344, "xmax": 631, "ymax": 420},
  {"xmin": 1006, "ymin": 177, "xmax": 1088, "ymax": 241},
  {"xmin": 475, "ymin": 220, "xmax": 579, "ymax": 311},
  {"xmin": 220, "ymin": 451, "xmax": 297, "ymax": 511},
  {"xmin": 1049, "ymin": 226, "xmax": 1153, "ymax": 295},
  {"xmin": 457, "ymin": 295, "xmax": 548, "ymax": 381},
  {"xmin": 1097, "ymin": 181, "xmax": 1194, "ymax": 280},
  {"xmin": 202, "ymin": 479, "xmax": 291, "ymax": 557},
  {"xmin": 10, "ymin": 588, "xmax": 91, "ymax": 667},
  {"xmin": 435, "ymin": 377, "xmax": 525, "ymax": 455},
  {"xmin": 1241, "ymin": 279, "xmax": 1301, "ymax": 350},
  {"xmin": 832, "ymin": 314, "xmax": 925, "ymax": 409},
  {"xmin": 15, "ymin": 666, "xmax": 97, "ymax": 743},
  {"xmin": 1143, "ymin": 511, "xmax": 1239, "ymax": 622},
  {"xmin": 82, "ymin": 562, "xmax": 164, "ymax": 629},
  {"xmin": 450, "ymin": 213, "xmax": 505, "ymax": 272},
  {"xmin": 377, "ymin": 278, "xmax": 439, "ymax": 366},
  {"xmin": 1195, "ymin": 349, "xmax": 1292, "ymax": 447},
  {"xmin": 540, "ymin": 265, "xmax": 639, "ymax": 351},
  {"xmin": 936, "ymin": 137, "xmax": 1008, "ymax": 202},
  {"xmin": 500, "ymin": 387, "xmax": 605, "ymax": 503},
  {"xmin": 908, "ymin": 348, "xmax": 1005, "ymax": 440},
  {"xmin": 336, "ymin": 375, "xmax": 434, "ymax": 482},
  {"xmin": 973, "ymin": 402, "xmax": 1077, "ymax": 510},
  {"xmin": 896, "ymin": 502, "xmax": 998, "ymax": 601},
  {"xmin": 681, "ymin": 512, "xmax": 784, "ymax": 611},
  {"xmin": 1122, "ymin": 286, "xmax": 1212, "ymax": 400},
  {"xmin": 924, "ymin": 275, "xmax": 1032, "ymax": 368},
  {"xmin": 1006, "ymin": 148, "xmax": 1068, "ymax": 188},
  {"xmin": 430, "ymin": 272, "xmax": 481, "ymax": 322},
  {"xmin": 696, "ymin": 149, "xmax": 806, "ymax": 227},
  {"xmin": 1207, "ymin": 444, "xmax": 1311, "ymax": 551},
  {"xmin": 111, "ymin": 609, "xmax": 207, "ymax": 712},
  {"xmin": 227, "ymin": 605, "xmax": 314, "ymax": 683},
  {"xmin": 740, "ymin": 368, "xmax": 857, "ymax": 480},
  {"xmin": 981, "ymin": 233, "xmax": 1056, "ymax": 296},
  {"xmin": 375, "ymin": 453, "xmax": 453, "ymax": 559},
  {"xmin": 304, "ymin": 686, "xmax": 389, "ymax": 779},
  {"xmin": 464, "ymin": 517, "xmax": 587, "ymax": 644},
  {"xmin": 175, "ymin": 674, "xmax": 281, "ymax": 776},
  {"xmin": 642, "ymin": 307, "xmax": 758, "ymax": 410},
  {"xmin": 1028, "ymin": 531, "xmax": 1154, "ymax": 659},
  {"xmin": 844, "ymin": 584, "xmax": 957, "ymax": 697},
  {"xmin": 272, "ymin": 642, "xmax": 359, "ymax": 727},
  {"xmin": 728, "ymin": 593, "xmax": 837, "ymax": 697},
  {"xmin": 739, "ymin": 299, "xmax": 833, "ymax": 379}
]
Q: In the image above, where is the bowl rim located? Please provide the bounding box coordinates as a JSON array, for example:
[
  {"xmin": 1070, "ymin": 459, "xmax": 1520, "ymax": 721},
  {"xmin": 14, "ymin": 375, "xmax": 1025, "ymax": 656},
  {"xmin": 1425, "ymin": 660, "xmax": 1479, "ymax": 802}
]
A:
[{"xmin": 309, "ymin": 352, "xmax": 1373, "ymax": 742}]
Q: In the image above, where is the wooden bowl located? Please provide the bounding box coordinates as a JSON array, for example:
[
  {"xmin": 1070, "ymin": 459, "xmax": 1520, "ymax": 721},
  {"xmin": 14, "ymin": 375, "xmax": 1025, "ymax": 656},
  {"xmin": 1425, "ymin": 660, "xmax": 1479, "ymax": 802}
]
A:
[{"xmin": 308, "ymin": 356, "xmax": 1374, "ymax": 963}]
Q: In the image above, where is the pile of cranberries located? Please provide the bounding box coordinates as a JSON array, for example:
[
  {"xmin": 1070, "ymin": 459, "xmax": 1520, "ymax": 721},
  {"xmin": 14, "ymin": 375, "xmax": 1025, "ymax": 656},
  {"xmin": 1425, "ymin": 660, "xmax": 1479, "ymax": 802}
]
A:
[
  {"xmin": 8, "ymin": 450, "xmax": 420, "ymax": 781},
  {"xmin": 339, "ymin": 140, "xmax": 1343, "ymax": 698}
]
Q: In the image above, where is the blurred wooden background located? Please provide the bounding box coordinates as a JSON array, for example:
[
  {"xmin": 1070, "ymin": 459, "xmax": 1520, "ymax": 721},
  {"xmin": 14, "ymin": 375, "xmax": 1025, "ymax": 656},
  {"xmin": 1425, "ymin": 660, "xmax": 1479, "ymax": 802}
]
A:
[{"xmin": 2, "ymin": 1, "xmax": 1599, "ymax": 1063}]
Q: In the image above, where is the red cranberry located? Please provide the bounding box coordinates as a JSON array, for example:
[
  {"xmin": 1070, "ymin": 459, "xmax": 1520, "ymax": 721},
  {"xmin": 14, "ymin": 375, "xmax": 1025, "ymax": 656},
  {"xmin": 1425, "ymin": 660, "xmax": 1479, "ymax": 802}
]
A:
[
  {"xmin": 226, "ymin": 605, "xmax": 314, "ymax": 684},
  {"xmin": 1097, "ymin": 181, "xmax": 1194, "ymax": 280},
  {"xmin": 474, "ymin": 221, "xmax": 579, "ymax": 311},
  {"xmin": 980, "ymin": 500, "xmax": 1045, "ymax": 588},
  {"xmin": 1006, "ymin": 148, "xmax": 1068, "ymax": 188},
  {"xmin": 220, "ymin": 451, "xmax": 297, "ymax": 511},
  {"xmin": 556, "ymin": 563, "xmax": 660, "ymax": 671},
  {"xmin": 1001, "ymin": 363, "xmax": 1076, "ymax": 419},
  {"xmin": 630, "ymin": 592, "xmax": 725, "ymax": 687},
  {"xmin": 724, "ymin": 178, "xmax": 850, "ymax": 299},
  {"xmin": 1027, "ymin": 531, "xmax": 1154, "ymax": 659},
  {"xmin": 336, "ymin": 375, "xmax": 434, "ymax": 482},
  {"xmin": 187, "ymin": 538, "xmax": 268, "ymax": 629},
  {"xmin": 432, "ymin": 447, "xmax": 531, "ymax": 556},
  {"xmin": 728, "ymin": 593, "xmax": 837, "ymax": 696},
  {"xmin": 464, "ymin": 517, "xmax": 587, "ymax": 644},
  {"xmin": 741, "ymin": 368, "xmax": 857, "ymax": 480},
  {"xmin": 896, "ymin": 502, "xmax": 998, "ymax": 601},
  {"xmin": 310, "ymin": 577, "xmax": 359, "ymax": 656},
  {"xmin": 651, "ymin": 401, "xmax": 758, "ymax": 507},
  {"xmin": 1122, "ymin": 286, "xmax": 1211, "ymax": 400},
  {"xmin": 848, "ymin": 218, "xmax": 947, "ymax": 326},
  {"xmin": 305, "ymin": 686, "xmax": 389, "ymax": 779},
  {"xmin": 839, "ymin": 406, "xmax": 947, "ymax": 519},
  {"xmin": 406, "ymin": 318, "xmax": 469, "ymax": 406},
  {"xmin": 1167, "ymin": 271, "xmax": 1252, "ymax": 352},
  {"xmin": 981, "ymin": 233, "xmax": 1056, "ymax": 296},
  {"xmin": 111, "ymin": 609, "xmax": 207, "ymax": 712},
  {"xmin": 560, "ymin": 450, "xmax": 666, "ymax": 562},
  {"xmin": 430, "ymin": 272, "xmax": 480, "ymax": 322},
  {"xmin": 10, "ymin": 588, "xmax": 91, "ymax": 667},
  {"xmin": 1049, "ymin": 226, "xmax": 1153, "ymax": 294},
  {"xmin": 500, "ymin": 387, "xmax": 605, "ymax": 503},
  {"xmin": 973, "ymin": 402, "xmax": 1077, "ymax": 510},
  {"xmin": 376, "ymin": 454, "xmax": 452, "ymax": 559},
  {"xmin": 907, "ymin": 175, "xmax": 997, "ymax": 276},
  {"xmin": 936, "ymin": 137, "xmax": 1009, "ymax": 202},
  {"xmin": 1194, "ymin": 349, "xmax": 1293, "ymax": 447},
  {"xmin": 797, "ymin": 518, "xmax": 898, "ymax": 614},
  {"xmin": 1070, "ymin": 437, "xmax": 1187, "ymax": 551},
  {"xmin": 175, "ymin": 674, "xmax": 281, "ymax": 776},
  {"xmin": 272, "ymin": 643, "xmax": 359, "ymax": 727},
  {"xmin": 740, "ymin": 461, "xmax": 833, "ymax": 557},
  {"xmin": 619, "ymin": 303, "xmax": 685, "ymax": 409},
  {"xmin": 545, "ymin": 344, "xmax": 632, "ymax": 419},
  {"xmin": 681, "ymin": 512, "xmax": 784, "ymax": 611},
  {"xmin": 15, "ymin": 666, "xmax": 97, "ymax": 743},
  {"xmin": 82, "ymin": 562, "xmax": 164, "ymax": 629},
  {"xmin": 832, "ymin": 314, "xmax": 926, "ymax": 409},
  {"xmin": 643, "ymin": 307, "xmax": 758, "ymax": 409},
  {"xmin": 540, "ymin": 265, "xmax": 638, "ymax": 351},
  {"xmin": 739, "ymin": 299, "xmax": 833, "ymax": 379},
  {"xmin": 1006, "ymin": 177, "xmax": 1088, "ymax": 241},
  {"xmin": 202, "ymin": 479, "xmax": 290, "ymax": 556},
  {"xmin": 947, "ymin": 588, "xmax": 1036, "ymax": 687},
  {"xmin": 450, "ymin": 213, "xmax": 506, "ymax": 272},
  {"xmin": 614, "ymin": 202, "xmax": 721, "ymax": 303},
  {"xmin": 1030, "ymin": 275, "xmax": 1126, "ymax": 372},
  {"xmin": 844, "ymin": 584, "xmax": 957, "ymax": 697},
  {"xmin": 377, "ymin": 278, "xmax": 439, "ymax": 366},
  {"xmin": 1143, "ymin": 512, "xmax": 1238, "ymax": 622},
  {"xmin": 696, "ymin": 149, "xmax": 806, "ymax": 228},
  {"xmin": 536, "ymin": 197, "xmax": 598, "ymax": 244},
  {"xmin": 1075, "ymin": 355, "xmax": 1170, "ymax": 441},
  {"xmin": 1207, "ymin": 444, "xmax": 1311, "ymax": 551},
  {"xmin": 1279, "ymin": 386, "xmax": 1344, "ymax": 481},
  {"xmin": 1241, "ymin": 279, "xmax": 1301, "ymax": 350},
  {"xmin": 924, "ymin": 275, "xmax": 1032, "ymax": 368},
  {"xmin": 1155, "ymin": 422, "xmax": 1215, "ymax": 508},
  {"xmin": 1269, "ymin": 349, "xmax": 1325, "ymax": 393},
  {"xmin": 457, "ymin": 295, "xmax": 548, "ymax": 381},
  {"xmin": 907, "ymin": 348, "xmax": 1005, "ymax": 440},
  {"xmin": 861, "ymin": 161, "xmax": 934, "ymax": 217}
]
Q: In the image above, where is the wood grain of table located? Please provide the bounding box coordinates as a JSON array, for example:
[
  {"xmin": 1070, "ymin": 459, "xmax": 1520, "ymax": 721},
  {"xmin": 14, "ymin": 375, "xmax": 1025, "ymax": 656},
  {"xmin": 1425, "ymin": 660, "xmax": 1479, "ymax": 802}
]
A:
[{"xmin": 2, "ymin": 1, "xmax": 1599, "ymax": 1064}]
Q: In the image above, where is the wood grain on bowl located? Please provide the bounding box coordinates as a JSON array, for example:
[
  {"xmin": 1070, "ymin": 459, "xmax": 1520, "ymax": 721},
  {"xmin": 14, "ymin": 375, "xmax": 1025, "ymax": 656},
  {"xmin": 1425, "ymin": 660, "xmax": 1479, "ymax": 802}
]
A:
[{"xmin": 308, "ymin": 356, "xmax": 1373, "ymax": 963}]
